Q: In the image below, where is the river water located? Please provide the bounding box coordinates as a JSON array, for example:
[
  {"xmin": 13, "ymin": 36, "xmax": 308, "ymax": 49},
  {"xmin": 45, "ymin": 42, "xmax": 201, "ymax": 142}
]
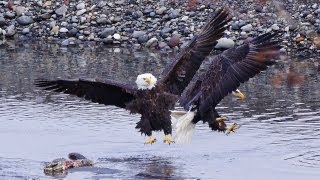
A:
[{"xmin": 0, "ymin": 42, "xmax": 319, "ymax": 179}]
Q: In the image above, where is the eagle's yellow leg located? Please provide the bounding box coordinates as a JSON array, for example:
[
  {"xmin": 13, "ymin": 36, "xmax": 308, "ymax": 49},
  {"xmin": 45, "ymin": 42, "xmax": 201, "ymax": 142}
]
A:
[
  {"xmin": 144, "ymin": 136, "xmax": 156, "ymax": 144},
  {"xmin": 225, "ymin": 123, "xmax": 241, "ymax": 135},
  {"xmin": 163, "ymin": 135, "xmax": 175, "ymax": 145}
]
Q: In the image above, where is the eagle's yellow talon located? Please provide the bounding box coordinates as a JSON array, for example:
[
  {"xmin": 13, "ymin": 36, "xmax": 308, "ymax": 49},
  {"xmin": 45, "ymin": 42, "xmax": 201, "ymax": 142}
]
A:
[
  {"xmin": 163, "ymin": 135, "xmax": 175, "ymax": 145},
  {"xmin": 225, "ymin": 123, "xmax": 241, "ymax": 135},
  {"xmin": 216, "ymin": 116, "xmax": 228, "ymax": 130},
  {"xmin": 233, "ymin": 89, "xmax": 246, "ymax": 100},
  {"xmin": 144, "ymin": 136, "xmax": 156, "ymax": 144}
]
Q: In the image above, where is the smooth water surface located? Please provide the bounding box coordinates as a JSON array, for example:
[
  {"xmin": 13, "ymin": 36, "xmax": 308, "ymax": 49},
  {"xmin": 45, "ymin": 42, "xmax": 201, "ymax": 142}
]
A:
[{"xmin": 0, "ymin": 42, "xmax": 319, "ymax": 180}]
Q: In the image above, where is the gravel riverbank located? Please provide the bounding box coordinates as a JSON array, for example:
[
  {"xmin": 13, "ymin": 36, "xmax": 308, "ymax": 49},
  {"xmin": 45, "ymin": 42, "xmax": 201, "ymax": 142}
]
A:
[{"xmin": 0, "ymin": 0, "xmax": 319, "ymax": 57}]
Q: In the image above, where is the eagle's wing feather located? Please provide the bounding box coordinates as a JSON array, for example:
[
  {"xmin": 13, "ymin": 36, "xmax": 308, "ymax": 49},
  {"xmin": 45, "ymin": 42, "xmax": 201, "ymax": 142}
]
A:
[
  {"xmin": 198, "ymin": 32, "xmax": 281, "ymax": 112},
  {"xmin": 35, "ymin": 79, "xmax": 136, "ymax": 108},
  {"xmin": 160, "ymin": 8, "xmax": 231, "ymax": 95}
]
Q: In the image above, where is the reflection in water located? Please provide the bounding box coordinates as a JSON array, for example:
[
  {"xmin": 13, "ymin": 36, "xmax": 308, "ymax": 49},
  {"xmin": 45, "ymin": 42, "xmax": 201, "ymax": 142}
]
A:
[
  {"xmin": 99, "ymin": 156, "xmax": 186, "ymax": 179},
  {"xmin": 0, "ymin": 43, "xmax": 320, "ymax": 179}
]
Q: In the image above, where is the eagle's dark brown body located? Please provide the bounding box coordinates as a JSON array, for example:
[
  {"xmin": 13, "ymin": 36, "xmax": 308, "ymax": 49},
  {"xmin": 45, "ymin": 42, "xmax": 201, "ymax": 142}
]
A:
[{"xmin": 127, "ymin": 86, "xmax": 178, "ymax": 136}]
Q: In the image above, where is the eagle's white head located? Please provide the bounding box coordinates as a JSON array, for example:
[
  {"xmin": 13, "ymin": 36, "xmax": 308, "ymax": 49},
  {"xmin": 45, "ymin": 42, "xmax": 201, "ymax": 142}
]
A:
[{"xmin": 135, "ymin": 73, "xmax": 157, "ymax": 90}]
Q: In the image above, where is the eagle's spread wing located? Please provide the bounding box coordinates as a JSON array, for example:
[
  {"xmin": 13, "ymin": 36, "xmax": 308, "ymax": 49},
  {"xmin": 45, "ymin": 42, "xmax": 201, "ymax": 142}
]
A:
[
  {"xmin": 35, "ymin": 79, "xmax": 136, "ymax": 108},
  {"xmin": 180, "ymin": 32, "xmax": 281, "ymax": 111},
  {"xmin": 160, "ymin": 8, "xmax": 231, "ymax": 95},
  {"xmin": 199, "ymin": 32, "xmax": 281, "ymax": 112}
]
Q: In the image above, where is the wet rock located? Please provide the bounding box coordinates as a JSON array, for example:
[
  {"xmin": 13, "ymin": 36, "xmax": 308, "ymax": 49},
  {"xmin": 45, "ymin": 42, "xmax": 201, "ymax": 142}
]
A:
[
  {"xmin": 6, "ymin": 25, "xmax": 15, "ymax": 36},
  {"xmin": 145, "ymin": 37, "xmax": 158, "ymax": 48},
  {"xmin": 156, "ymin": 7, "xmax": 167, "ymax": 15},
  {"xmin": 169, "ymin": 9, "xmax": 179, "ymax": 19},
  {"xmin": 158, "ymin": 41, "xmax": 168, "ymax": 49},
  {"xmin": 61, "ymin": 39, "xmax": 70, "ymax": 46},
  {"xmin": 17, "ymin": 16, "xmax": 33, "ymax": 26},
  {"xmin": 22, "ymin": 27, "xmax": 30, "ymax": 34},
  {"xmin": 115, "ymin": 0, "xmax": 125, "ymax": 5},
  {"xmin": 255, "ymin": 5, "xmax": 263, "ymax": 13},
  {"xmin": 149, "ymin": 12, "xmax": 155, "ymax": 17},
  {"xmin": 231, "ymin": 22, "xmax": 240, "ymax": 30},
  {"xmin": 102, "ymin": 37, "xmax": 113, "ymax": 44},
  {"xmin": 241, "ymin": 24, "xmax": 253, "ymax": 32},
  {"xmin": 99, "ymin": 27, "xmax": 115, "ymax": 38},
  {"xmin": 59, "ymin": 27, "xmax": 68, "ymax": 33},
  {"xmin": 97, "ymin": 17, "xmax": 109, "ymax": 24},
  {"xmin": 0, "ymin": 17, "xmax": 6, "ymax": 27},
  {"xmin": 76, "ymin": 2, "xmax": 86, "ymax": 10},
  {"xmin": 132, "ymin": 30, "xmax": 146, "ymax": 38},
  {"xmin": 68, "ymin": 28, "xmax": 78, "ymax": 37},
  {"xmin": 97, "ymin": 1, "xmax": 107, "ymax": 8},
  {"xmin": 76, "ymin": 9, "xmax": 86, "ymax": 16},
  {"xmin": 271, "ymin": 24, "xmax": 280, "ymax": 31},
  {"xmin": 55, "ymin": 5, "xmax": 67, "ymax": 16},
  {"xmin": 215, "ymin": 38, "xmax": 235, "ymax": 49},
  {"xmin": 5, "ymin": 12, "xmax": 15, "ymax": 19},
  {"xmin": 14, "ymin": 6, "xmax": 26, "ymax": 16},
  {"xmin": 51, "ymin": 26, "xmax": 59, "ymax": 35},
  {"xmin": 313, "ymin": 36, "xmax": 320, "ymax": 49},
  {"xmin": 168, "ymin": 35, "xmax": 180, "ymax": 48},
  {"xmin": 138, "ymin": 34, "xmax": 149, "ymax": 43},
  {"xmin": 113, "ymin": 33, "xmax": 121, "ymax": 40},
  {"xmin": 160, "ymin": 27, "xmax": 172, "ymax": 36},
  {"xmin": 181, "ymin": 16, "xmax": 188, "ymax": 21}
]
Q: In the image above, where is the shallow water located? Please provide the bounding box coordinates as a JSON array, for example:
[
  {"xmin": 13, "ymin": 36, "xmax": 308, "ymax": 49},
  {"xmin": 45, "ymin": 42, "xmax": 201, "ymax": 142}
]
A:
[{"xmin": 0, "ymin": 42, "xmax": 319, "ymax": 180}]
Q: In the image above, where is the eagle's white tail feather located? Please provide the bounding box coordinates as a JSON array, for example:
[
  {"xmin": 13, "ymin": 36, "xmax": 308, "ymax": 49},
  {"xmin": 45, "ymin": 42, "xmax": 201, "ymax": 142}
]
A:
[{"xmin": 170, "ymin": 110, "xmax": 196, "ymax": 144}]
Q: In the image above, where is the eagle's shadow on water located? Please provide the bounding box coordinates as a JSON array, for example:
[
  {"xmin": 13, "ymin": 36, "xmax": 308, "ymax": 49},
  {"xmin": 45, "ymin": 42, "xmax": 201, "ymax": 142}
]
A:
[{"xmin": 98, "ymin": 155, "xmax": 196, "ymax": 180}]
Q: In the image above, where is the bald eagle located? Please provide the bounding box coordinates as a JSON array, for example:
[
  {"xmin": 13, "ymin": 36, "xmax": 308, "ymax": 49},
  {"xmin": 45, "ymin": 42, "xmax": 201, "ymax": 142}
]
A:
[
  {"xmin": 35, "ymin": 8, "xmax": 231, "ymax": 144},
  {"xmin": 171, "ymin": 32, "xmax": 282, "ymax": 143}
]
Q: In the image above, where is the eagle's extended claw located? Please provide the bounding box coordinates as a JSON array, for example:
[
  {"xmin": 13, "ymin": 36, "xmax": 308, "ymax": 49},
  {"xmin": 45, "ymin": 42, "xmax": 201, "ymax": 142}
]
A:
[
  {"xmin": 163, "ymin": 135, "xmax": 175, "ymax": 145},
  {"xmin": 225, "ymin": 123, "xmax": 241, "ymax": 135},
  {"xmin": 216, "ymin": 116, "xmax": 228, "ymax": 129},
  {"xmin": 144, "ymin": 136, "xmax": 156, "ymax": 144}
]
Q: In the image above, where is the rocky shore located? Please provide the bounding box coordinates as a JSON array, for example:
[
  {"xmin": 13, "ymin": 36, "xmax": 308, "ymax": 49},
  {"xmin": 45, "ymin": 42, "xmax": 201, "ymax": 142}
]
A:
[{"xmin": 0, "ymin": 0, "xmax": 319, "ymax": 57}]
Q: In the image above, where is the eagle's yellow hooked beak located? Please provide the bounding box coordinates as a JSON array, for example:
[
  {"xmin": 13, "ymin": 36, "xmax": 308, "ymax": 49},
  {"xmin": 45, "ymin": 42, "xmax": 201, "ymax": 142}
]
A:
[
  {"xmin": 144, "ymin": 77, "xmax": 152, "ymax": 85},
  {"xmin": 232, "ymin": 89, "xmax": 246, "ymax": 100}
]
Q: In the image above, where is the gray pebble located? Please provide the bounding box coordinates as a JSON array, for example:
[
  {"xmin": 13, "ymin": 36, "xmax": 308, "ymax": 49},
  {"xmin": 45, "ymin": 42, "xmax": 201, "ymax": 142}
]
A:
[
  {"xmin": 5, "ymin": 12, "xmax": 15, "ymax": 19},
  {"xmin": 271, "ymin": 24, "xmax": 280, "ymax": 31},
  {"xmin": 99, "ymin": 27, "xmax": 115, "ymax": 38},
  {"xmin": 59, "ymin": 27, "xmax": 68, "ymax": 33},
  {"xmin": 68, "ymin": 28, "xmax": 78, "ymax": 37},
  {"xmin": 15, "ymin": 6, "xmax": 26, "ymax": 16},
  {"xmin": 97, "ymin": 17, "xmax": 109, "ymax": 24},
  {"xmin": 156, "ymin": 7, "xmax": 167, "ymax": 15},
  {"xmin": 145, "ymin": 37, "xmax": 158, "ymax": 48},
  {"xmin": 61, "ymin": 39, "xmax": 70, "ymax": 46},
  {"xmin": 76, "ymin": 9, "xmax": 86, "ymax": 16},
  {"xmin": 132, "ymin": 30, "xmax": 146, "ymax": 38},
  {"xmin": 16, "ymin": 15, "xmax": 33, "ymax": 26},
  {"xmin": 138, "ymin": 34, "xmax": 149, "ymax": 43},
  {"xmin": 241, "ymin": 24, "xmax": 253, "ymax": 32},
  {"xmin": 215, "ymin": 38, "xmax": 235, "ymax": 49},
  {"xmin": 55, "ymin": 5, "xmax": 67, "ymax": 16},
  {"xmin": 76, "ymin": 3, "xmax": 86, "ymax": 10},
  {"xmin": 0, "ymin": 17, "xmax": 6, "ymax": 27},
  {"xmin": 22, "ymin": 27, "xmax": 30, "ymax": 34},
  {"xmin": 231, "ymin": 22, "xmax": 240, "ymax": 30},
  {"xmin": 6, "ymin": 25, "xmax": 16, "ymax": 36}
]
